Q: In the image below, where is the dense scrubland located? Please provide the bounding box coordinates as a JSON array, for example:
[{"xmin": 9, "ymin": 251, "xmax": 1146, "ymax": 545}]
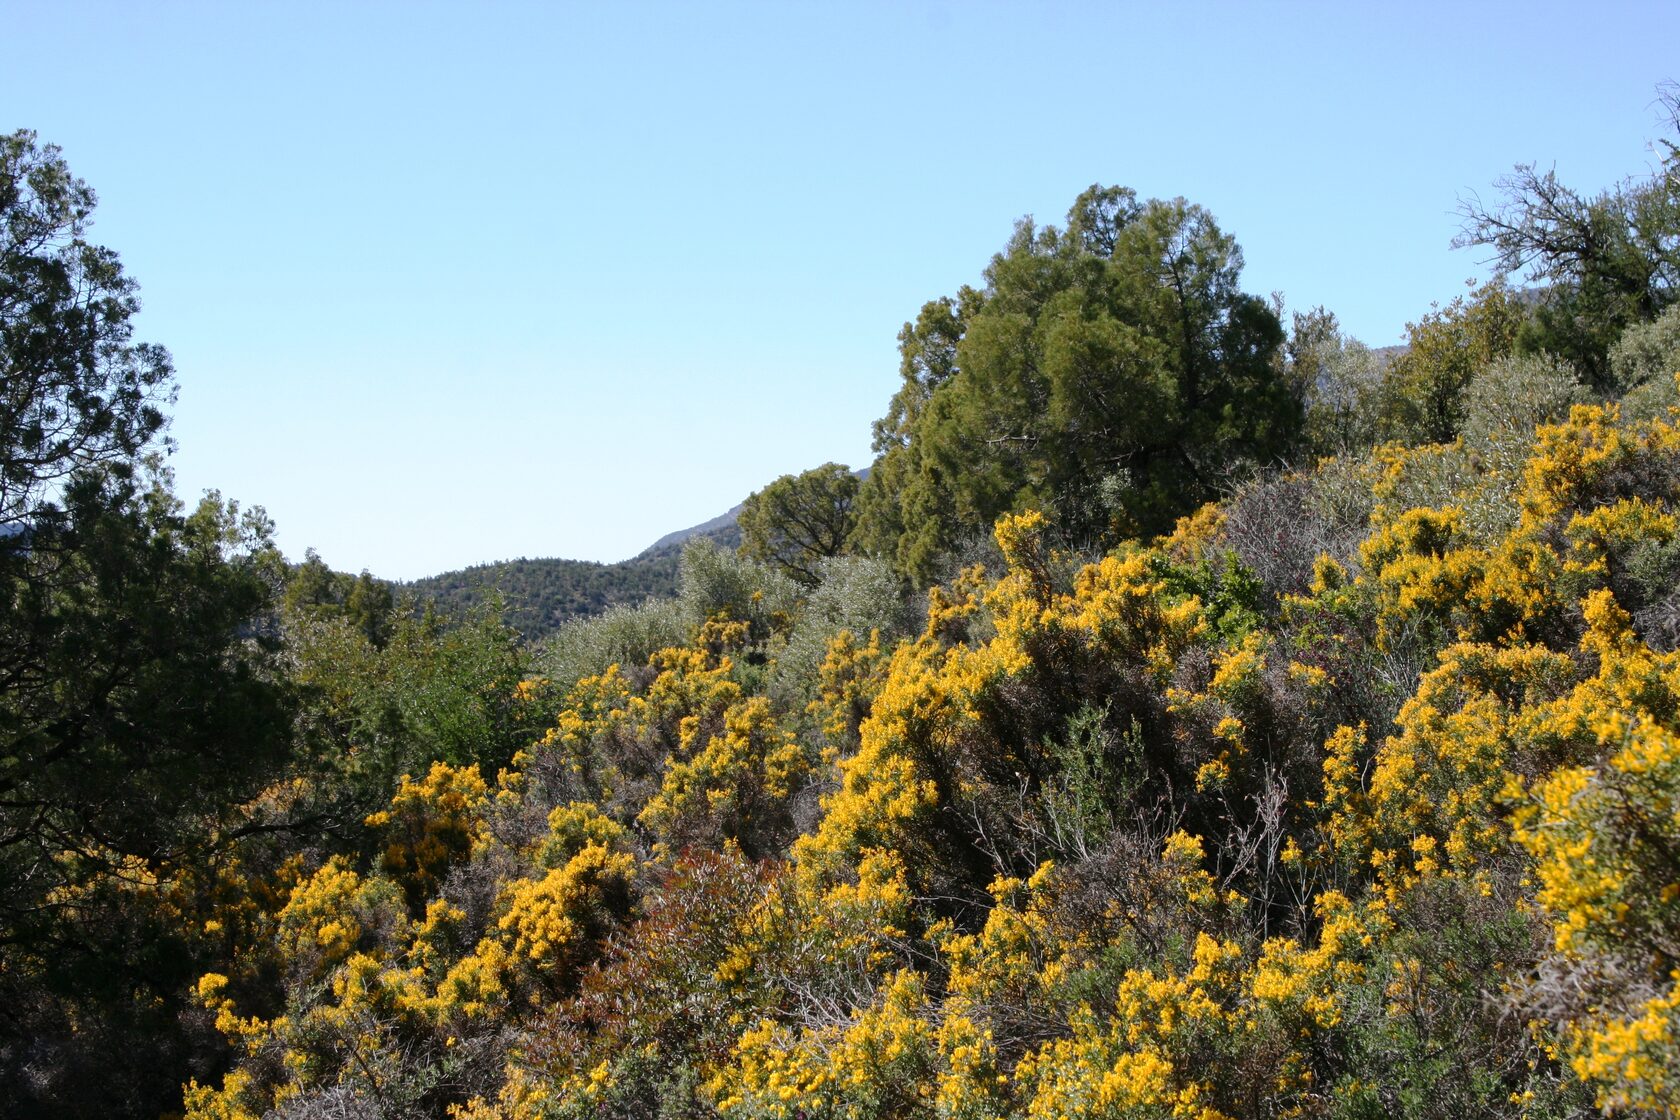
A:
[{"xmin": 5, "ymin": 95, "xmax": 1680, "ymax": 1119}]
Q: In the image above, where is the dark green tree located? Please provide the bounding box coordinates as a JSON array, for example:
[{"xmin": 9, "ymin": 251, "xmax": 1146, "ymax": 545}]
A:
[
  {"xmin": 849, "ymin": 292, "xmax": 975, "ymax": 569},
  {"xmin": 1, "ymin": 130, "xmax": 174, "ymax": 530},
  {"xmin": 0, "ymin": 132, "xmax": 293, "ymax": 1118},
  {"xmin": 0, "ymin": 468, "xmax": 294, "ymax": 1117},
  {"xmin": 1380, "ymin": 280, "xmax": 1526, "ymax": 445},
  {"xmin": 737, "ymin": 462, "xmax": 861, "ymax": 586},
  {"xmin": 854, "ymin": 185, "xmax": 1296, "ymax": 582},
  {"xmin": 283, "ymin": 548, "xmax": 396, "ymax": 645},
  {"xmin": 284, "ymin": 594, "xmax": 534, "ymax": 810},
  {"xmin": 1455, "ymin": 89, "xmax": 1680, "ymax": 388}
]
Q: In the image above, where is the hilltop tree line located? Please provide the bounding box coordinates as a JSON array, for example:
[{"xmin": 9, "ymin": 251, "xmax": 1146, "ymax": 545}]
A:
[{"xmin": 3, "ymin": 88, "xmax": 1680, "ymax": 1119}]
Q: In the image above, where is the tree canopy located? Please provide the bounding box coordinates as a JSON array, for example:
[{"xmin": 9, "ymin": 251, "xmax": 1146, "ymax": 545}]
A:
[
  {"xmin": 1456, "ymin": 88, "xmax": 1680, "ymax": 387},
  {"xmin": 854, "ymin": 185, "xmax": 1298, "ymax": 583},
  {"xmin": 0, "ymin": 130, "xmax": 174, "ymax": 531},
  {"xmin": 0, "ymin": 135, "xmax": 293, "ymax": 1116},
  {"xmin": 737, "ymin": 462, "xmax": 860, "ymax": 586}
]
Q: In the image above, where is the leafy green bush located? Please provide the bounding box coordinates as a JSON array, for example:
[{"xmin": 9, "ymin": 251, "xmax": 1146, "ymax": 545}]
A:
[
  {"xmin": 540, "ymin": 597, "xmax": 693, "ymax": 691},
  {"xmin": 1612, "ymin": 301, "xmax": 1680, "ymax": 420},
  {"xmin": 768, "ymin": 555, "xmax": 914, "ymax": 718}
]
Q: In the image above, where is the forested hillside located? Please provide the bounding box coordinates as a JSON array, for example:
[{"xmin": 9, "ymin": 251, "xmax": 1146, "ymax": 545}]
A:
[
  {"xmin": 6, "ymin": 94, "xmax": 1680, "ymax": 1120},
  {"xmin": 403, "ymin": 512, "xmax": 741, "ymax": 642}
]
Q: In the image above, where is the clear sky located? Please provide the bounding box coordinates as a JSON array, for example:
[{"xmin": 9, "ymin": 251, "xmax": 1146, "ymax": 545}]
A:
[{"xmin": 5, "ymin": 1, "xmax": 1677, "ymax": 579}]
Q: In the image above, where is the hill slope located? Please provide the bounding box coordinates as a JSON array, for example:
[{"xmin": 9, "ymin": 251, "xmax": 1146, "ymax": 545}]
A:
[{"xmin": 404, "ymin": 509, "xmax": 742, "ymax": 641}]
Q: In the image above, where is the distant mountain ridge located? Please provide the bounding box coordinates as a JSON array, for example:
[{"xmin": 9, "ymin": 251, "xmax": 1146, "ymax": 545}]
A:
[
  {"xmin": 639, "ymin": 503, "xmax": 743, "ymax": 556},
  {"xmin": 407, "ymin": 466, "xmax": 877, "ymax": 640},
  {"xmin": 403, "ymin": 504, "xmax": 742, "ymax": 641}
]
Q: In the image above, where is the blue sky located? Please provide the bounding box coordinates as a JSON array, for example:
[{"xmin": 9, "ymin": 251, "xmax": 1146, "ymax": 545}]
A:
[{"xmin": 5, "ymin": 1, "xmax": 1677, "ymax": 578}]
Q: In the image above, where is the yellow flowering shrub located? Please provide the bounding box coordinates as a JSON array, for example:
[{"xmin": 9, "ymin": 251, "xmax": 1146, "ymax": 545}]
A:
[
  {"xmin": 1324, "ymin": 641, "xmax": 1577, "ymax": 897},
  {"xmin": 939, "ymin": 867, "xmax": 1058, "ymax": 1030},
  {"xmin": 1512, "ymin": 592, "xmax": 1680, "ymax": 1112},
  {"xmin": 1017, "ymin": 932, "xmax": 1245, "ymax": 1120},
  {"xmin": 365, "ymin": 760, "xmax": 489, "ymax": 904},
  {"xmin": 640, "ymin": 694, "xmax": 811, "ymax": 858},
  {"xmin": 1563, "ymin": 496, "xmax": 1678, "ymax": 577},
  {"xmin": 1248, "ymin": 890, "xmax": 1364, "ymax": 1031},
  {"xmin": 790, "ymin": 630, "xmax": 948, "ymax": 885},
  {"xmin": 534, "ymin": 664, "xmax": 634, "ymax": 769},
  {"xmin": 1157, "ymin": 502, "xmax": 1226, "ymax": 566},
  {"xmin": 810, "ymin": 627, "xmax": 893, "ymax": 752},
  {"xmin": 718, "ymin": 847, "xmax": 914, "ymax": 1006},
  {"xmin": 273, "ymin": 857, "xmax": 405, "ymax": 984},
  {"xmin": 1357, "ymin": 506, "xmax": 1489, "ymax": 646},
  {"xmin": 536, "ymin": 799, "xmax": 628, "ymax": 868},
  {"xmin": 494, "ymin": 841, "xmax": 637, "ymax": 997},
  {"xmin": 713, "ymin": 969, "xmax": 939, "ymax": 1119},
  {"xmin": 796, "ymin": 511, "xmax": 1213, "ymax": 899},
  {"xmin": 1514, "ymin": 401, "xmax": 1680, "ymax": 529}
]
